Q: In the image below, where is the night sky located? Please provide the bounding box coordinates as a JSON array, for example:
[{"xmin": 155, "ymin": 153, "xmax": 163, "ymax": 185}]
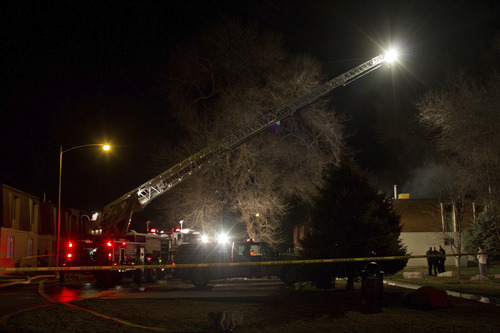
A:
[{"xmin": 2, "ymin": 1, "xmax": 498, "ymax": 225}]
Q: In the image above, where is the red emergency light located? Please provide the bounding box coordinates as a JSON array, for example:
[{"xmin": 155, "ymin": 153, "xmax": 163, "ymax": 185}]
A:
[
  {"xmin": 68, "ymin": 242, "xmax": 73, "ymax": 248},
  {"xmin": 106, "ymin": 241, "xmax": 112, "ymax": 247}
]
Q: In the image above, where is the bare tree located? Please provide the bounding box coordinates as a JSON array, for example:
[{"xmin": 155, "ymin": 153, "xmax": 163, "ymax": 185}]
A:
[
  {"xmin": 439, "ymin": 174, "xmax": 469, "ymax": 278},
  {"xmin": 416, "ymin": 63, "xmax": 500, "ymax": 268},
  {"xmin": 153, "ymin": 19, "xmax": 344, "ymax": 246}
]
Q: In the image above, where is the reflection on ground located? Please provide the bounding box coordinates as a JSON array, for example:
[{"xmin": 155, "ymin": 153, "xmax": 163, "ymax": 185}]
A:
[{"xmin": 44, "ymin": 277, "xmax": 285, "ymax": 302}]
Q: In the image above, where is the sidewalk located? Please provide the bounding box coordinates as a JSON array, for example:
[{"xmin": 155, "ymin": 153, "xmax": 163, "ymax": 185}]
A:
[{"xmin": 384, "ymin": 279, "xmax": 499, "ymax": 305}]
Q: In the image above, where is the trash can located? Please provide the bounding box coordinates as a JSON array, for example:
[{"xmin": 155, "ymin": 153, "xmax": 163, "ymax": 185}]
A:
[{"xmin": 361, "ymin": 262, "xmax": 384, "ymax": 312}]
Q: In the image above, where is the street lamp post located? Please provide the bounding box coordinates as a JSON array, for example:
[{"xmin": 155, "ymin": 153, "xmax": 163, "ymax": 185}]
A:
[{"xmin": 55, "ymin": 144, "xmax": 110, "ymax": 274}]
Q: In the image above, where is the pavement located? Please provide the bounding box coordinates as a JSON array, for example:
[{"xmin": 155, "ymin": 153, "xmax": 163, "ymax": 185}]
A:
[
  {"xmin": 0, "ymin": 273, "xmax": 57, "ymax": 288},
  {"xmin": 1, "ymin": 273, "xmax": 498, "ymax": 305}
]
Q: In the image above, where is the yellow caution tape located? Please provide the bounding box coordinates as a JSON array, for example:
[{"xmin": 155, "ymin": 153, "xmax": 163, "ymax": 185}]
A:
[{"xmin": 0, "ymin": 252, "xmax": 497, "ymax": 272}]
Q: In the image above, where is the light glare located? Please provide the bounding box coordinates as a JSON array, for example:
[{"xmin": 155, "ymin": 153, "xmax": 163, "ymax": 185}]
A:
[
  {"xmin": 385, "ymin": 49, "xmax": 398, "ymax": 63},
  {"xmin": 102, "ymin": 144, "xmax": 111, "ymax": 151},
  {"xmin": 217, "ymin": 233, "xmax": 229, "ymax": 244}
]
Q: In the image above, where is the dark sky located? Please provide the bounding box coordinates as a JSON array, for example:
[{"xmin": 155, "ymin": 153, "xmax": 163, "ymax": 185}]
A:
[{"xmin": 2, "ymin": 1, "xmax": 498, "ymax": 221}]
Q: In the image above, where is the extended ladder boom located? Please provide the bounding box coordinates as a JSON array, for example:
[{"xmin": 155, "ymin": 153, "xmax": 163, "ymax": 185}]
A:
[{"xmin": 101, "ymin": 53, "xmax": 389, "ymax": 233}]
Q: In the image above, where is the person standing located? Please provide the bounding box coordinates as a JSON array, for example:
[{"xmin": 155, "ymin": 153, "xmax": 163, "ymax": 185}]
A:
[
  {"xmin": 477, "ymin": 246, "xmax": 488, "ymax": 277},
  {"xmin": 432, "ymin": 247, "xmax": 439, "ymax": 275},
  {"xmin": 438, "ymin": 245, "xmax": 446, "ymax": 273},
  {"xmin": 426, "ymin": 247, "xmax": 434, "ymax": 276}
]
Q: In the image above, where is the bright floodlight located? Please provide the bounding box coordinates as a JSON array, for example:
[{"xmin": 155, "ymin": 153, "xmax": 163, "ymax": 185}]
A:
[
  {"xmin": 102, "ymin": 144, "xmax": 111, "ymax": 151},
  {"xmin": 201, "ymin": 234, "xmax": 209, "ymax": 243},
  {"xmin": 385, "ymin": 49, "xmax": 398, "ymax": 63},
  {"xmin": 217, "ymin": 233, "xmax": 229, "ymax": 244}
]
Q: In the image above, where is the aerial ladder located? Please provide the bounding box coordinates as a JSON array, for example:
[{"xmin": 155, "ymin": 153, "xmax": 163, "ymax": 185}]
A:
[{"xmin": 99, "ymin": 51, "xmax": 396, "ymax": 235}]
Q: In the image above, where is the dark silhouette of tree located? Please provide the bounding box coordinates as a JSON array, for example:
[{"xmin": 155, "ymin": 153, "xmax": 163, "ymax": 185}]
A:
[
  {"xmin": 153, "ymin": 19, "xmax": 344, "ymax": 246},
  {"xmin": 301, "ymin": 159, "xmax": 407, "ymax": 289}
]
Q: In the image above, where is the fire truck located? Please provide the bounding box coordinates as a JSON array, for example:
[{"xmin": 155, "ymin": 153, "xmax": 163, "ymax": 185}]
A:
[
  {"xmin": 60, "ymin": 227, "xmax": 201, "ymax": 285},
  {"xmin": 60, "ymin": 51, "xmax": 396, "ymax": 286},
  {"xmin": 173, "ymin": 239, "xmax": 304, "ymax": 288}
]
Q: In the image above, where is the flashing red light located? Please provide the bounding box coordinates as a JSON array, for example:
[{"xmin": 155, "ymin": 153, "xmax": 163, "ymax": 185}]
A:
[
  {"xmin": 106, "ymin": 241, "xmax": 112, "ymax": 247},
  {"xmin": 68, "ymin": 242, "xmax": 73, "ymax": 248},
  {"xmin": 150, "ymin": 228, "xmax": 158, "ymax": 233},
  {"xmin": 108, "ymin": 253, "xmax": 112, "ymax": 259},
  {"xmin": 122, "ymin": 241, "xmax": 126, "ymax": 246},
  {"xmin": 147, "ymin": 256, "xmax": 152, "ymax": 262},
  {"xmin": 67, "ymin": 253, "xmax": 72, "ymax": 259}
]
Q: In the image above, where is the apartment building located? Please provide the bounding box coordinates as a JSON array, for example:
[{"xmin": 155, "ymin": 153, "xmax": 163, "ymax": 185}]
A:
[{"xmin": 0, "ymin": 184, "xmax": 89, "ymax": 270}]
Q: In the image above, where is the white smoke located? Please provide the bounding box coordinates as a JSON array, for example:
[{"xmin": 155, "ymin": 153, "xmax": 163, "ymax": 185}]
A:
[{"xmin": 401, "ymin": 162, "xmax": 449, "ymax": 199}]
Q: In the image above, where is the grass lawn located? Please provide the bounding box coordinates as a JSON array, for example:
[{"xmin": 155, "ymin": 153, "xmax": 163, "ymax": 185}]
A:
[
  {"xmin": 385, "ymin": 264, "xmax": 500, "ymax": 298},
  {"xmin": 3, "ymin": 275, "xmax": 500, "ymax": 333}
]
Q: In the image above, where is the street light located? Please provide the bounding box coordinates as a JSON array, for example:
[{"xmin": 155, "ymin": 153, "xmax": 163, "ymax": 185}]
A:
[{"xmin": 56, "ymin": 143, "xmax": 110, "ymax": 273}]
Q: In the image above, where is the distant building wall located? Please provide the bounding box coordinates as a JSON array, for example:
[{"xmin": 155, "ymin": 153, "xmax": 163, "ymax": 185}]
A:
[
  {"xmin": 394, "ymin": 199, "xmax": 477, "ymax": 267},
  {"xmin": 37, "ymin": 234, "xmax": 55, "ymax": 267},
  {"xmin": 38, "ymin": 203, "xmax": 57, "ymax": 267},
  {"xmin": 293, "ymin": 222, "xmax": 311, "ymax": 254},
  {"xmin": 0, "ymin": 184, "xmax": 40, "ymax": 269},
  {"xmin": 39, "ymin": 203, "xmax": 56, "ymax": 235},
  {"xmin": 400, "ymin": 231, "xmax": 466, "ymax": 267}
]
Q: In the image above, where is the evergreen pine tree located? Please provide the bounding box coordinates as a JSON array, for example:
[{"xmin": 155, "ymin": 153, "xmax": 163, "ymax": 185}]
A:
[
  {"xmin": 301, "ymin": 159, "xmax": 408, "ymax": 289},
  {"xmin": 463, "ymin": 212, "xmax": 500, "ymax": 260}
]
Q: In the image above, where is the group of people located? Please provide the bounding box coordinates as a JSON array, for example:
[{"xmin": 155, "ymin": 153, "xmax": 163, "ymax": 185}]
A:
[
  {"xmin": 426, "ymin": 245, "xmax": 489, "ymax": 277},
  {"xmin": 426, "ymin": 245, "xmax": 446, "ymax": 276}
]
